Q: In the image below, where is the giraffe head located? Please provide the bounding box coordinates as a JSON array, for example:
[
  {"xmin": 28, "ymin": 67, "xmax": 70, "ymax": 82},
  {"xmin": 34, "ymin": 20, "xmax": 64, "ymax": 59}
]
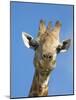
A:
[{"xmin": 22, "ymin": 20, "xmax": 71, "ymax": 72}]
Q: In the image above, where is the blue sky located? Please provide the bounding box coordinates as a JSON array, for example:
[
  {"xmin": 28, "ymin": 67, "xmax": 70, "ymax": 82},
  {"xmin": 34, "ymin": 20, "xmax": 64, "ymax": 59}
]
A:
[{"xmin": 11, "ymin": 2, "xmax": 73, "ymax": 98}]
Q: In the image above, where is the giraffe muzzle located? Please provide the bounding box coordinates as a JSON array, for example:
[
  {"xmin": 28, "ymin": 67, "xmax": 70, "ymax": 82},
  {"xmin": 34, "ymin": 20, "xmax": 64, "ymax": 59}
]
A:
[{"xmin": 42, "ymin": 54, "xmax": 53, "ymax": 61}]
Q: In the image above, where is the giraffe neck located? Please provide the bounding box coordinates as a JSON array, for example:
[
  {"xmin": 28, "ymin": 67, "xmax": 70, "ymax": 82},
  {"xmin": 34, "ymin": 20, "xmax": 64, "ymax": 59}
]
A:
[{"xmin": 29, "ymin": 69, "xmax": 51, "ymax": 97}]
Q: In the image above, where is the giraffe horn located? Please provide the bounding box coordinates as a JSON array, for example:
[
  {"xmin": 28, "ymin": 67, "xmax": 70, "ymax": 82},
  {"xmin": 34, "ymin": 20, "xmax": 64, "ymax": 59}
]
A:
[
  {"xmin": 51, "ymin": 21, "xmax": 62, "ymax": 40},
  {"xmin": 46, "ymin": 21, "xmax": 52, "ymax": 33},
  {"xmin": 38, "ymin": 20, "xmax": 46, "ymax": 35},
  {"xmin": 55, "ymin": 21, "xmax": 62, "ymax": 28}
]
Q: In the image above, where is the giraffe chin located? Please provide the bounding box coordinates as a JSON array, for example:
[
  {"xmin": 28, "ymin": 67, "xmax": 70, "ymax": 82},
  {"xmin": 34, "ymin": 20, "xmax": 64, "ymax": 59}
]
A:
[{"xmin": 36, "ymin": 63, "xmax": 56, "ymax": 74}]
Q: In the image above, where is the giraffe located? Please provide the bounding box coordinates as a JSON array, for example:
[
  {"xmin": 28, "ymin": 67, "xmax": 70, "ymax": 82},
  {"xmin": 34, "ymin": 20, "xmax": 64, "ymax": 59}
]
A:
[{"xmin": 22, "ymin": 20, "xmax": 71, "ymax": 97}]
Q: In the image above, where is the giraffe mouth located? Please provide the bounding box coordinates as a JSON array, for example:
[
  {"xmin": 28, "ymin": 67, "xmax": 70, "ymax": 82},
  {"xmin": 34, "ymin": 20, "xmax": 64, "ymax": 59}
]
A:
[
  {"xmin": 39, "ymin": 59, "xmax": 56, "ymax": 71},
  {"xmin": 37, "ymin": 68, "xmax": 51, "ymax": 76},
  {"xmin": 40, "ymin": 58, "xmax": 56, "ymax": 66}
]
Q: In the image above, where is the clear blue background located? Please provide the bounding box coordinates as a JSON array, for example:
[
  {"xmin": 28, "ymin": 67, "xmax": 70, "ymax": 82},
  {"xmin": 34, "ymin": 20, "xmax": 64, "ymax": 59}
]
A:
[{"xmin": 11, "ymin": 2, "xmax": 73, "ymax": 98}]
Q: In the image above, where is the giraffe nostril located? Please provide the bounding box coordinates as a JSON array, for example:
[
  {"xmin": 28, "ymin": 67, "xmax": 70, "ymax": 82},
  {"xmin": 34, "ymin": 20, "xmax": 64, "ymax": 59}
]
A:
[
  {"xmin": 48, "ymin": 55, "xmax": 52, "ymax": 59},
  {"xmin": 42, "ymin": 54, "xmax": 52, "ymax": 59}
]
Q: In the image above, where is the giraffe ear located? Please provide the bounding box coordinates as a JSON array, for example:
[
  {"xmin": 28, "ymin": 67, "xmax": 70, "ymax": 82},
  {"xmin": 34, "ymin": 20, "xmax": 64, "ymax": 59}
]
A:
[
  {"xmin": 22, "ymin": 32, "xmax": 39, "ymax": 49},
  {"xmin": 57, "ymin": 39, "xmax": 71, "ymax": 53}
]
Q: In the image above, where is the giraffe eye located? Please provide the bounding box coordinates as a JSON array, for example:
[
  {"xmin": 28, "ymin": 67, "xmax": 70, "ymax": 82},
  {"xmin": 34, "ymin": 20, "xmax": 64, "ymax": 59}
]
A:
[
  {"xmin": 56, "ymin": 45, "xmax": 62, "ymax": 53},
  {"xmin": 56, "ymin": 48, "xmax": 61, "ymax": 53},
  {"xmin": 43, "ymin": 54, "xmax": 46, "ymax": 58}
]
